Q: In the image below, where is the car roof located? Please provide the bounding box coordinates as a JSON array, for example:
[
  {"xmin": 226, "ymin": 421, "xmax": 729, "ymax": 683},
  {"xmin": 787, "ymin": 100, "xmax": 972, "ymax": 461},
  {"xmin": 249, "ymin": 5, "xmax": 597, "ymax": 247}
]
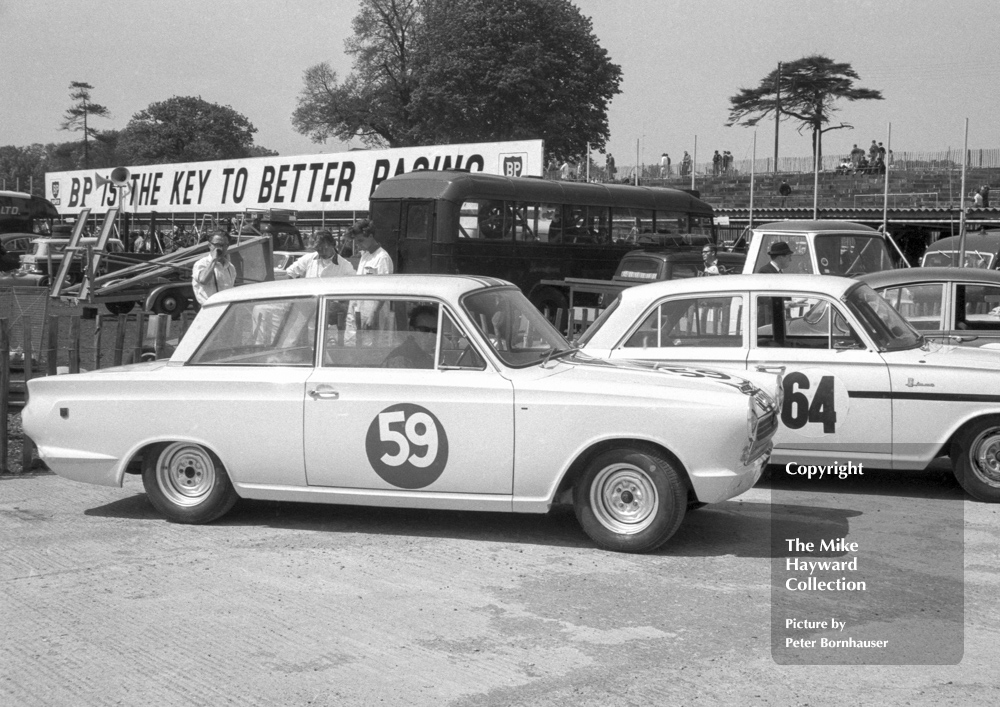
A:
[
  {"xmin": 923, "ymin": 232, "xmax": 1000, "ymax": 252},
  {"xmin": 210, "ymin": 273, "xmax": 514, "ymax": 304},
  {"xmin": 615, "ymin": 273, "xmax": 859, "ymax": 304},
  {"xmin": 753, "ymin": 220, "xmax": 880, "ymax": 234},
  {"xmin": 859, "ymin": 266, "xmax": 1000, "ymax": 288}
]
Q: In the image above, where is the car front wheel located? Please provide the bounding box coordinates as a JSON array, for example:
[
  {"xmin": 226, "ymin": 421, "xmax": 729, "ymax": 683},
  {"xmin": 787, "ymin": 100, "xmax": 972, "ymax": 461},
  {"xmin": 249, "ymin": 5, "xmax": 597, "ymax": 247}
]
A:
[
  {"xmin": 142, "ymin": 442, "xmax": 238, "ymax": 523},
  {"xmin": 952, "ymin": 417, "xmax": 1000, "ymax": 502},
  {"xmin": 573, "ymin": 447, "xmax": 687, "ymax": 553}
]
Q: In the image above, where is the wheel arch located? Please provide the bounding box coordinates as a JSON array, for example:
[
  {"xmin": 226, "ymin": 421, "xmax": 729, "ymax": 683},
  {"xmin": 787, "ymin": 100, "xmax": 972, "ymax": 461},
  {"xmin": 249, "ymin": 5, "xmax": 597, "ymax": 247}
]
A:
[
  {"xmin": 553, "ymin": 438, "xmax": 694, "ymax": 505},
  {"xmin": 120, "ymin": 438, "xmax": 240, "ymax": 492},
  {"xmin": 938, "ymin": 411, "xmax": 1000, "ymax": 460}
]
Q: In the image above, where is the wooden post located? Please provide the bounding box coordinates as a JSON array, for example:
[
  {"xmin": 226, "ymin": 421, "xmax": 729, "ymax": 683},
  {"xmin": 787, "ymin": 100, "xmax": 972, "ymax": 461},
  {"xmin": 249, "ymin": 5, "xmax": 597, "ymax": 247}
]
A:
[
  {"xmin": 179, "ymin": 310, "xmax": 191, "ymax": 338},
  {"xmin": 113, "ymin": 314, "xmax": 127, "ymax": 366},
  {"xmin": 21, "ymin": 316, "xmax": 34, "ymax": 470},
  {"xmin": 154, "ymin": 314, "xmax": 169, "ymax": 359},
  {"xmin": 46, "ymin": 315, "xmax": 60, "ymax": 376},
  {"xmin": 92, "ymin": 315, "xmax": 103, "ymax": 370},
  {"xmin": 0, "ymin": 318, "xmax": 9, "ymax": 474},
  {"xmin": 68, "ymin": 316, "xmax": 81, "ymax": 374},
  {"xmin": 133, "ymin": 311, "xmax": 146, "ymax": 363}
]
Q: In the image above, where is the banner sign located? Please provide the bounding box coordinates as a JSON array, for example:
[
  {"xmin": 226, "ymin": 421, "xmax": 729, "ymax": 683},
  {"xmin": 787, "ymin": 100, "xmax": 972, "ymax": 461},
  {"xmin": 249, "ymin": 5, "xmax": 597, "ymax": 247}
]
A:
[{"xmin": 44, "ymin": 139, "xmax": 544, "ymax": 216}]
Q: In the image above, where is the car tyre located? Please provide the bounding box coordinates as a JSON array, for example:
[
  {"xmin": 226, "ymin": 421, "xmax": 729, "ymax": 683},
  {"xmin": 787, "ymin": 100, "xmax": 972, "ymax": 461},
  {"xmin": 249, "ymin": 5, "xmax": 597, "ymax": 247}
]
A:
[
  {"xmin": 152, "ymin": 290, "xmax": 189, "ymax": 317},
  {"xmin": 952, "ymin": 416, "xmax": 1000, "ymax": 502},
  {"xmin": 573, "ymin": 447, "xmax": 686, "ymax": 553},
  {"xmin": 142, "ymin": 442, "xmax": 239, "ymax": 523}
]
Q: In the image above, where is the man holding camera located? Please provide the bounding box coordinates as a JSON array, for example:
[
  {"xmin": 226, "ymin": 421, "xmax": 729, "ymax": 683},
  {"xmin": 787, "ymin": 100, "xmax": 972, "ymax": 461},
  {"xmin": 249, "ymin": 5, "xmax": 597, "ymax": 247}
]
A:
[{"xmin": 192, "ymin": 230, "xmax": 237, "ymax": 305}]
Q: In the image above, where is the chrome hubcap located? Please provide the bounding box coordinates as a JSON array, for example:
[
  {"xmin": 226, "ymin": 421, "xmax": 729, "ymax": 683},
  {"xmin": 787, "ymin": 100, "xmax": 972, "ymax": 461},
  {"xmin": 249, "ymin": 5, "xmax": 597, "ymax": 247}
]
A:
[
  {"xmin": 971, "ymin": 427, "xmax": 1000, "ymax": 488},
  {"xmin": 156, "ymin": 443, "xmax": 217, "ymax": 506},
  {"xmin": 590, "ymin": 463, "xmax": 659, "ymax": 534}
]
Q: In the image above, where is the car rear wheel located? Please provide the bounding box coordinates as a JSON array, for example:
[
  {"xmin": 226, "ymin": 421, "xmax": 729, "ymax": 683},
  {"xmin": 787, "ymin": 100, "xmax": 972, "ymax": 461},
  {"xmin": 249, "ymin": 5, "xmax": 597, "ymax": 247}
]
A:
[
  {"xmin": 952, "ymin": 417, "xmax": 1000, "ymax": 502},
  {"xmin": 573, "ymin": 447, "xmax": 686, "ymax": 553},
  {"xmin": 142, "ymin": 442, "xmax": 238, "ymax": 523}
]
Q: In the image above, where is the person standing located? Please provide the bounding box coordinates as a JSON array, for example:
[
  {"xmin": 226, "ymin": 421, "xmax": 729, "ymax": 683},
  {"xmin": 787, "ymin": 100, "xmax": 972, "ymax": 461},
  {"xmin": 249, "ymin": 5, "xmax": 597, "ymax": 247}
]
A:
[
  {"xmin": 681, "ymin": 151, "xmax": 691, "ymax": 177},
  {"xmin": 712, "ymin": 150, "xmax": 722, "ymax": 176},
  {"xmin": 757, "ymin": 241, "xmax": 794, "ymax": 273},
  {"xmin": 701, "ymin": 244, "xmax": 721, "ymax": 276},
  {"xmin": 285, "ymin": 230, "xmax": 355, "ymax": 278},
  {"xmin": 347, "ymin": 219, "xmax": 394, "ymax": 330},
  {"xmin": 850, "ymin": 144, "xmax": 864, "ymax": 171},
  {"xmin": 980, "ymin": 185, "xmax": 991, "ymax": 208},
  {"xmin": 606, "ymin": 153, "xmax": 616, "ymax": 182},
  {"xmin": 191, "ymin": 230, "xmax": 237, "ymax": 305},
  {"xmin": 660, "ymin": 153, "xmax": 671, "ymax": 178}
]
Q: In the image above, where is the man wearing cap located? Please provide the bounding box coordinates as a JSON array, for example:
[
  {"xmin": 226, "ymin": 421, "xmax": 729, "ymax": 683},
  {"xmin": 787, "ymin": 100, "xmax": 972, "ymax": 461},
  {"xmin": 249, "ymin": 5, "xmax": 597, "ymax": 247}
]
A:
[
  {"xmin": 286, "ymin": 230, "xmax": 355, "ymax": 279},
  {"xmin": 192, "ymin": 230, "xmax": 237, "ymax": 305},
  {"xmin": 757, "ymin": 241, "xmax": 794, "ymax": 273}
]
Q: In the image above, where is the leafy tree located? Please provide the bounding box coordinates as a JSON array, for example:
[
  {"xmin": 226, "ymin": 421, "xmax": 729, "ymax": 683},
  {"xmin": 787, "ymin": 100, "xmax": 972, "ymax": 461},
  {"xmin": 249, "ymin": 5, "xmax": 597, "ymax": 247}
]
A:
[
  {"xmin": 0, "ymin": 144, "xmax": 48, "ymax": 194},
  {"xmin": 412, "ymin": 0, "xmax": 621, "ymax": 160},
  {"xmin": 116, "ymin": 96, "xmax": 263, "ymax": 165},
  {"xmin": 293, "ymin": 0, "xmax": 422, "ymax": 147},
  {"xmin": 292, "ymin": 0, "xmax": 622, "ymax": 161},
  {"xmin": 59, "ymin": 81, "xmax": 112, "ymax": 169},
  {"xmin": 726, "ymin": 55, "xmax": 883, "ymax": 166}
]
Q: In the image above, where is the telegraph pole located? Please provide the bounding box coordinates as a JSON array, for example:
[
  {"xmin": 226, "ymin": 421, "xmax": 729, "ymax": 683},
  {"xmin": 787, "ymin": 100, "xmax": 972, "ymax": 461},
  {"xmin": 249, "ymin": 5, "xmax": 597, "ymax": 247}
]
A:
[{"xmin": 773, "ymin": 62, "xmax": 781, "ymax": 174}]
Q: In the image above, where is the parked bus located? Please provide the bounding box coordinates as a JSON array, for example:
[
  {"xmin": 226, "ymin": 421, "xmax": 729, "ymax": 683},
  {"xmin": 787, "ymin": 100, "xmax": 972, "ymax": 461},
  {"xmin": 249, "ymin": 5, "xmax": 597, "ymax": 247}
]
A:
[
  {"xmin": 368, "ymin": 170, "xmax": 715, "ymax": 313},
  {"xmin": 0, "ymin": 191, "xmax": 59, "ymax": 236}
]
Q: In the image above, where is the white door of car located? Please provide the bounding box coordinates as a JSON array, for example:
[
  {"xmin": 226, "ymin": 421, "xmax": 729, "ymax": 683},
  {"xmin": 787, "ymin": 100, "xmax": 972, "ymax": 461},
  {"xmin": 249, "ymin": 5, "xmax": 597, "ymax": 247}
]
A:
[
  {"xmin": 604, "ymin": 291, "xmax": 751, "ymax": 373},
  {"xmin": 747, "ymin": 293, "xmax": 892, "ymax": 466},
  {"xmin": 303, "ymin": 298, "xmax": 515, "ymax": 495}
]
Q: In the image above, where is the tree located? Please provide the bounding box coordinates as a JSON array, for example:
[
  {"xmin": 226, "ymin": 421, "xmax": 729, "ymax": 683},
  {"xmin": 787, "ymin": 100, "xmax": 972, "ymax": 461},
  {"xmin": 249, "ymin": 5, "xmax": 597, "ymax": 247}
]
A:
[
  {"xmin": 412, "ymin": 0, "xmax": 622, "ymax": 160},
  {"xmin": 292, "ymin": 0, "xmax": 423, "ymax": 147},
  {"xmin": 116, "ymin": 96, "xmax": 263, "ymax": 164},
  {"xmin": 59, "ymin": 82, "xmax": 112, "ymax": 169},
  {"xmin": 726, "ymin": 55, "xmax": 883, "ymax": 167},
  {"xmin": 292, "ymin": 0, "xmax": 622, "ymax": 161}
]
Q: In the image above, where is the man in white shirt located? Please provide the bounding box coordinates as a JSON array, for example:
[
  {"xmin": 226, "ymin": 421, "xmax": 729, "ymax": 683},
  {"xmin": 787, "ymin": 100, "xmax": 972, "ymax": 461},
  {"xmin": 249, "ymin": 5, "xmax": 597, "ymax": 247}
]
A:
[
  {"xmin": 191, "ymin": 230, "xmax": 237, "ymax": 305},
  {"xmin": 285, "ymin": 230, "xmax": 355, "ymax": 279},
  {"xmin": 348, "ymin": 220, "xmax": 393, "ymax": 329}
]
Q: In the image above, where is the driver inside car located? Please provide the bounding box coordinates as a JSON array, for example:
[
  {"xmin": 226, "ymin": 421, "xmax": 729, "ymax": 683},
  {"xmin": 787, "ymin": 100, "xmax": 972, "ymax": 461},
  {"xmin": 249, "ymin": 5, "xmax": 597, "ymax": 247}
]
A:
[{"xmin": 383, "ymin": 305, "xmax": 438, "ymax": 369}]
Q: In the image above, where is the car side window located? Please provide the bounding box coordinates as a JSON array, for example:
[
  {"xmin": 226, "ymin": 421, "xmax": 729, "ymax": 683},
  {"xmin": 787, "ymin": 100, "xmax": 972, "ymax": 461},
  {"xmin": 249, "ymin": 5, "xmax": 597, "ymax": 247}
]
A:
[
  {"xmin": 323, "ymin": 298, "xmax": 449, "ymax": 370},
  {"xmin": 755, "ymin": 296, "xmax": 862, "ymax": 350},
  {"xmin": 879, "ymin": 284, "xmax": 944, "ymax": 331},
  {"xmin": 623, "ymin": 296, "xmax": 744, "ymax": 348},
  {"xmin": 188, "ymin": 297, "xmax": 317, "ymax": 365},
  {"xmin": 956, "ymin": 284, "xmax": 1000, "ymax": 329},
  {"xmin": 753, "ymin": 234, "xmax": 810, "ymax": 273}
]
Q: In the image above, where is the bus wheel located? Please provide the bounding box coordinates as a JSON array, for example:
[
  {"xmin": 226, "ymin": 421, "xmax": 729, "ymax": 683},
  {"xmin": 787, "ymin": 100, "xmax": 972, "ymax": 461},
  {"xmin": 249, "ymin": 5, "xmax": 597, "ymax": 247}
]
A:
[{"xmin": 533, "ymin": 287, "xmax": 569, "ymax": 331}]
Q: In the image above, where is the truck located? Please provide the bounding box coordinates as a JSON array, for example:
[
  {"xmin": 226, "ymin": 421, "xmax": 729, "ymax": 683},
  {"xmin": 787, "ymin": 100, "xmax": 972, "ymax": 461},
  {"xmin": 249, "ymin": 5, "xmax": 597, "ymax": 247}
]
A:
[{"xmin": 539, "ymin": 246, "xmax": 746, "ymax": 331}]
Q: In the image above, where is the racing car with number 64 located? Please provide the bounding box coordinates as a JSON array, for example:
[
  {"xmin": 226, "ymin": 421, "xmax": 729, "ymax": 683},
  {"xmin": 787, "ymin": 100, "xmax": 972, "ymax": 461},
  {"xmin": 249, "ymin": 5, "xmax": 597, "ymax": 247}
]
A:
[{"xmin": 22, "ymin": 275, "xmax": 779, "ymax": 553}]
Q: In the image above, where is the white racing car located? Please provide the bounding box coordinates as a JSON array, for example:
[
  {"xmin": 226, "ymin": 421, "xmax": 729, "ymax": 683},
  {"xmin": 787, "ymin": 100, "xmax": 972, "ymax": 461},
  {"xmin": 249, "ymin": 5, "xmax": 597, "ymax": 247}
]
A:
[
  {"xmin": 578, "ymin": 273, "xmax": 1000, "ymax": 502},
  {"xmin": 23, "ymin": 275, "xmax": 779, "ymax": 553}
]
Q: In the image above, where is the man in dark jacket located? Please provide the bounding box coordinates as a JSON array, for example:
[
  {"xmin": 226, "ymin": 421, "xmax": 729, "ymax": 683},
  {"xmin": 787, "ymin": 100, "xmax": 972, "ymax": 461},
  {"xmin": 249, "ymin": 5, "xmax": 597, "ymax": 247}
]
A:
[{"xmin": 757, "ymin": 241, "xmax": 794, "ymax": 273}]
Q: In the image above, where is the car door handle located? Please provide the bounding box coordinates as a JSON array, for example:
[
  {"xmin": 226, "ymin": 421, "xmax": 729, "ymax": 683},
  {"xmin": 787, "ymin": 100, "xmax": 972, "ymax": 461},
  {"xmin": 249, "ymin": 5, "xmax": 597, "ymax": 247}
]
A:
[
  {"xmin": 755, "ymin": 365, "xmax": 787, "ymax": 374},
  {"xmin": 308, "ymin": 387, "xmax": 339, "ymax": 400}
]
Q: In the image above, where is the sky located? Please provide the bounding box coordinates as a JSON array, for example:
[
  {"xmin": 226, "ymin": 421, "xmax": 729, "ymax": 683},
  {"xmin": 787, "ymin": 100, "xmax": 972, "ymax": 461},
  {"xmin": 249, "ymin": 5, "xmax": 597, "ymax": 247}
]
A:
[{"xmin": 2, "ymin": 0, "xmax": 998, "ymax": 170}]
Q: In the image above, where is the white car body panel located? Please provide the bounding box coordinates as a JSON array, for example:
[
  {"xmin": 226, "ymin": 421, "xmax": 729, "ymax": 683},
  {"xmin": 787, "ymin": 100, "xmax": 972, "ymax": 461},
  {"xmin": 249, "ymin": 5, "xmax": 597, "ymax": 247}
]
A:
[
  {"xmin": 582, "ymin": 273, "xmax": 1000, "ymax": 471},
  {"xmin": 23, "ymin": 275, "xmax": 779, "ymax": 519}
]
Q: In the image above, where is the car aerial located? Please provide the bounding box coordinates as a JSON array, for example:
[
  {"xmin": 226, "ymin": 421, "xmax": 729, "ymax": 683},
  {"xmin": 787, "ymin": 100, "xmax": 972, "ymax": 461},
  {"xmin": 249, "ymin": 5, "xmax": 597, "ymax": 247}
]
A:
[
  {"xmin": 741, "ymin": 220, "xmax": 898, "ymax": 276},
  {"xmin": 577, "ymin": 273, "xmax": 1000, "ymax": 503},
  {"xmin": 22, "ymin": 274, "xmax": 779, "ymax": 553},
  {"xmin": 860, "ymin": 267, "xmax": 1000, "ymax": 348}
]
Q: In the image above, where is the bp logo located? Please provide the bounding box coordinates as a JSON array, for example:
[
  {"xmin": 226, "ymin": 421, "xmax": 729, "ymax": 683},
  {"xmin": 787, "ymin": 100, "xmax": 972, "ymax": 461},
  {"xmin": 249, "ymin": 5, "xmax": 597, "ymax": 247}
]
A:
[
  {"xmin": 502, "ymin": 155, "xmax": 523, "ymax": 177},
  {"xmin": 365, "ymin": 403, "xmax": 449, "ymax": 489},
  {"xmin": 51, "ymin": 182, "xmax": 60, "ymax": 198}
]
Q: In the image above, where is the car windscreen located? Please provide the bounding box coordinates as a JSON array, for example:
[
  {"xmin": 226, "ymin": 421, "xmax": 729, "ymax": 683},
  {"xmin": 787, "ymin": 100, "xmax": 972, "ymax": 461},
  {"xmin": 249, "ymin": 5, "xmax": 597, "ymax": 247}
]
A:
[
  {"xmin": 462, "ymin": 287, "xmax": 570, "ymax": 367},
  {"xmin": 844, "ymin": 283, "xmax": 922, "ymax": 351}
]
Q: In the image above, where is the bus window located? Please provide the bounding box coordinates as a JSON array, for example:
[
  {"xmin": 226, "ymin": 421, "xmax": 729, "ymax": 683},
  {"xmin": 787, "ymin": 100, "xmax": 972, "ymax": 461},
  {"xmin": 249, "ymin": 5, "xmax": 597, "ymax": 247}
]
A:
[
  {"xmin": 511, "ymin": 203, "xmax": 539, "ymax": 242},
  {"xmin": 559, "ymin": 205, "xmax": 610, "ymax": 245},
  {"xmin": 689, "ymin": 214, "xmax": 714, "ymax": 236},
  {"xmin": 612, "ymin": 208, "xmax": 654, "ymax": 243},
  {"xmin": 535, "ymin": 204, "xmax": 557, "ymax": 243},
  {"xmin": 655, "ymin": 212, "xmax": 686, "ymax": 235},
  {"xmin": 459, "ymin": 199, "xmax": 507, "ymax": 239},
  {"xmin": 404, "ymin": 202, "xmax": 432, "ymax": 240}
]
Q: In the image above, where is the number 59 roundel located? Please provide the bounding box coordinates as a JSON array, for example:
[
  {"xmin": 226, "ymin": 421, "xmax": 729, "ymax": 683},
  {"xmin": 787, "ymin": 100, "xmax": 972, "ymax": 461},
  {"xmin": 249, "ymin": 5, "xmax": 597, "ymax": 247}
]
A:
[
  {"xmin": 779, "ymin": 369, "xmax": 851, "ymax": 438},
  {"xmin": 365, "ymin": 403, "xmax": 450, "ymax": 489}
]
